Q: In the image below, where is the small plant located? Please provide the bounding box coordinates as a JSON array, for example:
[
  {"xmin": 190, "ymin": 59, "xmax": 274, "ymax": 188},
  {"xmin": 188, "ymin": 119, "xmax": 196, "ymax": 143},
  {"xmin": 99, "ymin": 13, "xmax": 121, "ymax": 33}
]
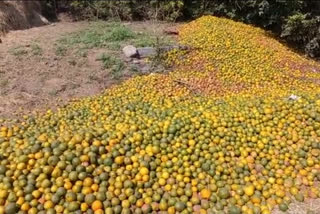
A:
[
  {"xmin": 30, "ymin": 43, "xmax": 43, "ymax": 56},
  {"xmin": 57, "ymin": 22, "xmax": 136, "ymax": 50},
  {"xmin": 48, "ymin": 90, "xmax": 58, "ymax": 96},
  {"xmin": 96, "ymin": 53, "xmax": 120, "ymax": 69},
  {"xmin": 108, "ymin": 24, "xmax": 136, "ymax": 42},
  {"xmin": 75, "ymin": 48, "xmax": 88, "ymax": 57},
  {"xmin": 55, "ymin": 44, "xmax": 67, "ymax": 56},
  {"xmin": 96, "ymin": 53, "xmax": 125, "ymax": 79},
  {"xmin": 130, "ymin": 65, "xmax": 140, "ymax": 73},
  {"xmin": 0, "ymin": 79, "xmax": 8, "ymax": 88},
  {"xmin": 110, "ymin": 61, "xmax": 125, "ymax": 79},
  {"xmin": 9, "ymin": 46, "xmax": 28, "ymax": 56}
]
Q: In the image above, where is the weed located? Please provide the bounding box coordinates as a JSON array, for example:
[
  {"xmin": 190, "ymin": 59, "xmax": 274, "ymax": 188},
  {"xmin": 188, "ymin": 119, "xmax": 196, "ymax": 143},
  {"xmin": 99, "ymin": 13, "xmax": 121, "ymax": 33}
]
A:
[
  {"xmin": 0, "ymin": 79, "xmax": 8, "ymax": 88},
  {"xmin": 108, "ymin": 24, "xmax": 135, "ymax": 42},
  {"xmin": 129, "ymin": 65, "xmax": 140, "ymax": 73},
  {"xmin": 30, "ymin": 43, "xmax": 43, "ymax": 56},
  {"xmin": 55, "ymin": 44, "xmax": 67, "ymax": 56},
  {"xmin": 75, "ymin": 48, "xmax": 88, "ymax": 57},
  {"xmin": 111, "ymin": 61, "xmax": 125, "ymax": 80},
  {"xmin": 96, "ymin": 53, "xmax": 122, "ymax": 69},
  {"xmin": 9, "ymin": 46, "xmax": 28, "ymax": 56},
  {"xmin": 48, "ymin": 90, "xmax": 58, "ymax": 96},
  {"xmin": 96, "ymin": 52, "xmax": 125, "ymax": 79},
  {"xmin": 56, "ymin": 22, "xmax": 138, "ymax": 51},
  {"xmin": 106, "ymin": 42, "xmax": 122, "ymax": 51}
]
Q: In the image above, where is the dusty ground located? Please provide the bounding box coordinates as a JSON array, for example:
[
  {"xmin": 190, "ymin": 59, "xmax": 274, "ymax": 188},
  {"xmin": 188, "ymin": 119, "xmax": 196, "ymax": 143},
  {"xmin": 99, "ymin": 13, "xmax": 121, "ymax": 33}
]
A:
[{"xmin": 0, "ymin": 20, "xmax": 177, "ymax": 120}]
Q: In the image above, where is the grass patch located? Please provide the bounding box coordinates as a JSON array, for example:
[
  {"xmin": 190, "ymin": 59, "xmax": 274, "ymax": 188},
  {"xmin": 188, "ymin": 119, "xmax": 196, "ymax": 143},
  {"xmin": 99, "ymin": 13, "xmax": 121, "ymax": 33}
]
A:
[
  {"xmin": 56, "ymin": 22, "xmax": 173, "ymax": 53},
  {"xmin": 108, "ymin": 24, "xmax": 136, "ymax": 42},
  {"xmin": 8, "ymin": 43, "xmax": 43, "ymax": 57},
  {"xmin": 0, "ymin": 79, "xmax": 8, "ymax": 88},
  {"xmin": 96, "ymin": 53, "xmax": 123, "ymax": 69},
  {"xmin": 30, "ymin": 43, "xmax": 43, "ymax": 56},
  {"xmin": 57, "ymin": 22, "xmax": 135, "ymax": 49},
  {"xmin": 96, "ymin": 53, "xmax": 126, "ymax": 79},
  {"xmin": 8, "ymin": 46, "xmax": 28, "ymax": 56},
  {"xmin": 55, "ymin": 44, "xmax": 68, "ymax": 56}
]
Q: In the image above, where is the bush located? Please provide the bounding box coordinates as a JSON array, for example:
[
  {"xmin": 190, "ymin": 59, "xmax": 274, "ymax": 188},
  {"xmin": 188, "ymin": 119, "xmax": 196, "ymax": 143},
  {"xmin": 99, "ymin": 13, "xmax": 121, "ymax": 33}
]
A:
[
  {"xmin": 281, "ymin": 14, "xmax": 320, "ymax": 57},
  {"xmin": 68, "ymin": 0, "xmax": 184, "ymax": 21}
]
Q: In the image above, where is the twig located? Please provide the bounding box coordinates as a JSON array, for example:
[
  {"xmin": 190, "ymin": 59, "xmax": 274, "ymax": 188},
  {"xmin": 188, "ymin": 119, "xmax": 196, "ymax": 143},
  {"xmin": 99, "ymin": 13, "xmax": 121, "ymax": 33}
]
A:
[{"xmin": 173, "ymin": 79, "xmax": 202, "ymax": 95}]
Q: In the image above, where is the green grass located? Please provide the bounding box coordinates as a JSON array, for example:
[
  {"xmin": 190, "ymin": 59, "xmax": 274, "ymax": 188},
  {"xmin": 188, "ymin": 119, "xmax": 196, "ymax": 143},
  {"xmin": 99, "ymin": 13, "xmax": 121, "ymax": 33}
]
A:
[
  {"xmin": 96, "ymin": 53, "xmax": 123, "ymax": 68},
  {"xmin": 96, "ymin": 53, "xmax": 126, "ymax": 79},
  {"xmin": 55, "ymin": 45, "xmax": 67, "ymax": 56},
  {"xmin": 56, "ymin": 22, "xmax": 173, "ymax": 53},
  {"xmin": 57, "ymin": 22, "xmax": 135, "ymax": 49},
  {"xmin": 30, "ymin": 43, "xmax": 43, "ymax": 56},
  {"xmin": 8, "ymin": 46, "xmax": 28, "ymax": 56},
  {"xmin": 9, "ymin": 43, "xmax": 43, "ymax": 57}
]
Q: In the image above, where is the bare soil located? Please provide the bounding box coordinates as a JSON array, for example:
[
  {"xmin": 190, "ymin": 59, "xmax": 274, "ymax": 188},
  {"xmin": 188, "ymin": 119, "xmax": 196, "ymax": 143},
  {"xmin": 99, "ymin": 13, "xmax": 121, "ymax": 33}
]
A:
[{"xmin": 0, "ymin": 20, "xmax": 177, "ymax": 119}]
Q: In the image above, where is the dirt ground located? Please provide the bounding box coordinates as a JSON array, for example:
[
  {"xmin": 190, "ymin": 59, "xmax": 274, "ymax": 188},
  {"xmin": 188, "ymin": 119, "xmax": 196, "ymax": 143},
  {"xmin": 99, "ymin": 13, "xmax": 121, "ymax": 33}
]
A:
[{"xmin": 0, "ymin": 20, "xmax": 176, "ymax": 120}]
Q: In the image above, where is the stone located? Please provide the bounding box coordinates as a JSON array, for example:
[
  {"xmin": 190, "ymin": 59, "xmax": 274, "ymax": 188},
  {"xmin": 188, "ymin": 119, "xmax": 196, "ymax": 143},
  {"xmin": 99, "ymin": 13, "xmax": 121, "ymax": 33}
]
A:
[
  {"xmin": 137, "ymin": 45, "xmax": 189, "ymax": 58},
  {"xmin": 123, "ymin": 45, "xmax": 138, "ymax": 58},
  {"xmin": 137, "ymin": 47, "xmax": 157, "ymax": 58}
]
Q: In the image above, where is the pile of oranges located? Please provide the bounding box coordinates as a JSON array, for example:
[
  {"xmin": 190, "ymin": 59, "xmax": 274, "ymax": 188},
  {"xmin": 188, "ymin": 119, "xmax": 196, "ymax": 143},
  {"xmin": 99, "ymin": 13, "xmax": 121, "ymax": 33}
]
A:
[{"xmin": 0, "ymin": 16, "xmax": 320, "ymax": 214}]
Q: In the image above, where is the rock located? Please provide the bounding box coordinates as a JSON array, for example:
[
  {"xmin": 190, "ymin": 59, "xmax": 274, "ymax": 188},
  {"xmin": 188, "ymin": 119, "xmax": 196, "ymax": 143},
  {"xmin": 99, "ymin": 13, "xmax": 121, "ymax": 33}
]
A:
[
  {"xmin": 161, "ymin": 45, "xmax": 189, "ymax": 52},
  {"xmin": 123, "ymin": 45, "xmax": 138, "ymax": 58},
  {"xmin": 137, "ymin": 47, "xmax": 157, "ymax": 58},
  {"xmin": 164, "ymin": 26, "xmax": 179, "ymax": 35},
  {"xmin": 137, "ymin": 45, "xmax": 189, "ymax": 58}
]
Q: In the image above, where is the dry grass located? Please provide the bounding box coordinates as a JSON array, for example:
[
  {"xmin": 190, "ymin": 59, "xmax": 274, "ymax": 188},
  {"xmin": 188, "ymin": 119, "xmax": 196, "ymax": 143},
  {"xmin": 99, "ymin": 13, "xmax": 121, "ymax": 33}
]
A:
[{"xmin": 272, "ymin": 199, "xmax": 320, "ymax": 214}]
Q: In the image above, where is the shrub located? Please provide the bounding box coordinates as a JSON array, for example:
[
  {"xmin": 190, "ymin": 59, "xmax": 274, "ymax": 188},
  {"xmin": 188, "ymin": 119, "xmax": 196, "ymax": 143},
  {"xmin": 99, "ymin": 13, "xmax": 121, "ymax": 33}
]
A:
[{"xmin": 281, "ymin": 13, "xmax": 320, "ymax": 57}]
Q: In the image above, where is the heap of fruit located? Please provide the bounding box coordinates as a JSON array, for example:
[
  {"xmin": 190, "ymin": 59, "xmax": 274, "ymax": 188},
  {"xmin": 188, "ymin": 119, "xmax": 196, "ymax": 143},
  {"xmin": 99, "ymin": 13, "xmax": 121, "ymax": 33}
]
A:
[{"xmin": 1, "ymin": 16, "xmax": 320, "ymax": 214}]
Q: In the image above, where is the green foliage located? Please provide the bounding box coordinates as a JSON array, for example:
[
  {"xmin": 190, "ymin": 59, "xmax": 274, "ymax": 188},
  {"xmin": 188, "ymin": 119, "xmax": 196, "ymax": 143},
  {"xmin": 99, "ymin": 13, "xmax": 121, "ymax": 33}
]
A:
[
  {"xmin": 30, "ymin": 43, "xmax": 43, "ymax": 56},
  {"xmin": 57, "ymin": 22, "xmax": 136, "ymax": 49},
  {"xmin": 54, "ymin": 44, "xmax": 67, "ymax": 56},
  {"xmin": 96, "ymin": 53, "xmax": 126, "ymax": 79},
  {"xmin": 281, "ymin": 14, "xmax": 320, "ymax": 57},
  {"xmin": 149, "ymin": 0, "xmax": 184, "ymax": 21},
  {"xmin": 108, "ymin": 25, "xmax": 136, "ymax": 42},
  {"xmin": 56, "ymin": 21, "xmax": 173, "ymax": 54},
  {"xmin": 96, "ymin": 53, "xmax": 120, "ymax": 69},
  {"xmin": 69, "ymin": 0, "xmax": 184, "ymax": 21}
]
